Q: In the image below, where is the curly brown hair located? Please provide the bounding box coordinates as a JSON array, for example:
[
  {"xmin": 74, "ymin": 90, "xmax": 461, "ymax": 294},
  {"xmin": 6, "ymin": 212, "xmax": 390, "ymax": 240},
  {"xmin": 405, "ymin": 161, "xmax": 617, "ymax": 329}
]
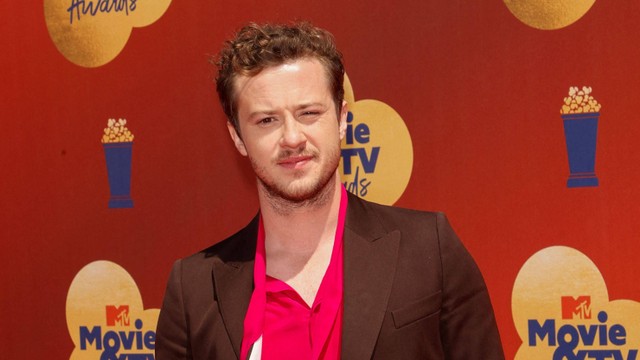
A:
[{"xmin": 215, "ymin": 22, "xmax": 345, "ymax": 133}]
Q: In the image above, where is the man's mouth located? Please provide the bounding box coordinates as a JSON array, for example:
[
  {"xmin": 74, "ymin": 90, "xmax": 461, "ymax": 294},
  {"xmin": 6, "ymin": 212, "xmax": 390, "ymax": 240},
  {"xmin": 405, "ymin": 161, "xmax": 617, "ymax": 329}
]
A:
[{"xmin": 277, "ymin": 155, "xmax": 314, "ymax": 169}]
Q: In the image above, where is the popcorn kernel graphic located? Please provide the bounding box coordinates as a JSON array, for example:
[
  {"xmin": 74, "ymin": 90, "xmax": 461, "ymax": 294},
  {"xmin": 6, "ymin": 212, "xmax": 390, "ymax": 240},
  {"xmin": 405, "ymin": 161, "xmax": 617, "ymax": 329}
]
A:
[
  {"xmin": 102, "ymin": 118, "xmax": 135, "ymax": 143},
  {"xmin": 561, "ymin": 86, "xmax": 602, "ymax": 115}
]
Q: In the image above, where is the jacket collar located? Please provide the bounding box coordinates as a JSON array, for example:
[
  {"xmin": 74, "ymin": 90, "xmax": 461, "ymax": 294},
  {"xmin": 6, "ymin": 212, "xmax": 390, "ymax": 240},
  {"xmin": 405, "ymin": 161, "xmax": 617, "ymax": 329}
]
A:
[
  {"xmin": 211, "ymin": 193, "xmax": 401, "ymax": 359},
  {"xmin": 342, "ymin": 192, "xmax": 401, "ymax": 359},
  {"xmin": 210, "ymin": 216, "xmax": 258, "ymax": 359}
]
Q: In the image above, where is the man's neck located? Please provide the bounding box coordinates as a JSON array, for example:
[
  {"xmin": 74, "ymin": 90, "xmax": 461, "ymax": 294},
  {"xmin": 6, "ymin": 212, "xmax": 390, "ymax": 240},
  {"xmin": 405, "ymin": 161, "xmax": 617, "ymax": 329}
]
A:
[
  {"xmin": 258, "ymin": 175, "xmax": 343, "ymax": 254},
  {"xmin": 257, "ymin": 175, "xmax": 343, "ymax": 305}
]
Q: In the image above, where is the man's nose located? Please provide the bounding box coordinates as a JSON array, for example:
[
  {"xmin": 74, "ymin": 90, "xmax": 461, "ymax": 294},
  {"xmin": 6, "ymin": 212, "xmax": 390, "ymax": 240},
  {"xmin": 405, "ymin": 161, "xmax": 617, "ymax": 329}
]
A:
[{"xmin": 280, "ymin": 117, "xmax": 306, "ymax": 148}]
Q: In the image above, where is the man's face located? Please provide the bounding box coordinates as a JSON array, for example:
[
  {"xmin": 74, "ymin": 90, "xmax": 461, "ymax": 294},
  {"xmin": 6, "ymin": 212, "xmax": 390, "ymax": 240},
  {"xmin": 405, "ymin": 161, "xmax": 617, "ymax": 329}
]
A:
[{"xmin": 228, "ymin": 58, "xmax": 347, "ymax": 203}]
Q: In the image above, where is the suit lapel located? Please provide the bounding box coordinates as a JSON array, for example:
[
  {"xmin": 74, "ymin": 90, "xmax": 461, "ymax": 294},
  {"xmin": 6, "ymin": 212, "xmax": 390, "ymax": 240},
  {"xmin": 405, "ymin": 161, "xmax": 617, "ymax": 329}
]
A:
[
  {"xmin": 342, "ymin": 195, "xmax": 400, "ymax": 359},
  {"xmin": 211, "ymin": 216, "xmax": 259, "ymax": 359},
  {"xmin": 212, "ymin": 258, "xmax": 253, "ymax": 359}
]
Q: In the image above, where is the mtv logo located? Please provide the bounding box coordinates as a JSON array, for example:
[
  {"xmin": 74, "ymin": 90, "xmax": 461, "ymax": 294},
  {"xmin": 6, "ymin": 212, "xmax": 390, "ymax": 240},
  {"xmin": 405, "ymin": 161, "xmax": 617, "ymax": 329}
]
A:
[
  {"xmin": 106, "ymin": 305, "xmax": 130, "ymax": 326},
  {"xmin": 561, "ymin": 296, "xmax": 591, "ymax": 319}
]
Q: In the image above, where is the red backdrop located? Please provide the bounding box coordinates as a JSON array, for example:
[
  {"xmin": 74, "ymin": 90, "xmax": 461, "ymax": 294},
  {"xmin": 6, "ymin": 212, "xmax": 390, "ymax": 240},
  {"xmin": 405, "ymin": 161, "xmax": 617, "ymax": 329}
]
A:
[{"xmin": 2, "ymin": 1, "xmax": 639, "ymax": 358}]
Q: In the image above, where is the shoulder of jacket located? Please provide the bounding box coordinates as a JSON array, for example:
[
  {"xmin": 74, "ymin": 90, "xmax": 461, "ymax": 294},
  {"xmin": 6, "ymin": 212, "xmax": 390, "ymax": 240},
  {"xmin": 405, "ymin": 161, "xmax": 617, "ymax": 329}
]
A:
[
  {"xmin": 349, "ymin": 192, "xmax": 443, "ymax": 225},
  {"xmin": 180, "ymin": 214, "xmax": 259, "ymax": 266}
]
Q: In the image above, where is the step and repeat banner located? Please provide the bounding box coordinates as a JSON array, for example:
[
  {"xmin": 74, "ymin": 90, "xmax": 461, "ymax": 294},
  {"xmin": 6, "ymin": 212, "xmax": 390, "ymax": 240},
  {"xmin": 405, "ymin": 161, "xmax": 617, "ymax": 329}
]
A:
[{"xmin": 2, "ymin": 1, "xmax": 640, "ymax": 359}]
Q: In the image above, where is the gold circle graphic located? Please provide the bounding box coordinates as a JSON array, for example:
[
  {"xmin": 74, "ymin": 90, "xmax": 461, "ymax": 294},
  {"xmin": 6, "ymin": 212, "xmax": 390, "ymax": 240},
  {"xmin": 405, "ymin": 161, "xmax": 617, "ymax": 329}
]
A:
[
  {"xmin": 66, "ymin": 261, "xmax": 159, "ymax": 359},
  {"xmin": 504, "ymin": 0, "xmax": 596, "ymax": 30},
  {"xmin": 340, "ymin": 75, "xmax": 413, "ymax": 205},
  {"xmin": 511, "ymin": 246, "xmax": 640, "ymax": 359},
  {"xmin": 44, "ymin": 0, "xmax": 172, "ymax": 67}
]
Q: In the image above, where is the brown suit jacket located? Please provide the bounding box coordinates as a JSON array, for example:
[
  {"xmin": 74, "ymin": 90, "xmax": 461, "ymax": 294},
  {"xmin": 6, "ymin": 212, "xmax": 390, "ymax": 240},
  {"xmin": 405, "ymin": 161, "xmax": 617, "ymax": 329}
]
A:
[{"xmin": 155, "ymin": 193, "xmax": 504, "ymax": 359}]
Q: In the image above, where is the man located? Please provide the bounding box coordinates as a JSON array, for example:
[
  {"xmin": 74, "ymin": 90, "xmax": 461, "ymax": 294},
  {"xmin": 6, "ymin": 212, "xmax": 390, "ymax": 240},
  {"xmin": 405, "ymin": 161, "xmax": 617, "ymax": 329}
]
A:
[{"xmin": 156, "ymin": 22, "xmax": 504, "ymax": 359}]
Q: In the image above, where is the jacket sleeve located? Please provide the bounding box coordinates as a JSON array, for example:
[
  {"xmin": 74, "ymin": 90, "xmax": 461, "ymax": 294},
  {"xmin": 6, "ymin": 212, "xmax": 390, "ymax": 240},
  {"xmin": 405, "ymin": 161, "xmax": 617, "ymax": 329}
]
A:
[
  {"xmin": 155, "ymin": 259, "xmax": 192, "ymax": 360},
  {"xmin": 436, "ymin": 213, "xmax": 505, "ymax": 359}
]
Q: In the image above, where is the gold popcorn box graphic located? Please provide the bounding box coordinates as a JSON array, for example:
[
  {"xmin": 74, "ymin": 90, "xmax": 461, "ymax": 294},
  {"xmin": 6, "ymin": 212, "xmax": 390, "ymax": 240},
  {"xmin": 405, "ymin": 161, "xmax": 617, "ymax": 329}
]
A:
[{"xmin": 102, "ymin": 119, "xmax": 134, "ymax": 208}]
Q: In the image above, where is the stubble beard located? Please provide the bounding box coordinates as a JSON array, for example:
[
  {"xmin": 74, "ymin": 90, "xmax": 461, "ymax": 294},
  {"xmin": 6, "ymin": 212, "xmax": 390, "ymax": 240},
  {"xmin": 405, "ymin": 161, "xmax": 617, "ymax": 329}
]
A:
[{"xmin": 252, "ymin": 144, "xmax": 341, "ymax": 216}]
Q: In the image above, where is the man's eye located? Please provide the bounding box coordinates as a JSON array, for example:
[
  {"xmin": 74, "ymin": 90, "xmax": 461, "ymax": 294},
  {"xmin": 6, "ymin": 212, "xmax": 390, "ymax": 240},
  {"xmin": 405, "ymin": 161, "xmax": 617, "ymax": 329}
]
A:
[{"xmin": 258, "ymin": 117, "xmax": 275, "ymax": 125}]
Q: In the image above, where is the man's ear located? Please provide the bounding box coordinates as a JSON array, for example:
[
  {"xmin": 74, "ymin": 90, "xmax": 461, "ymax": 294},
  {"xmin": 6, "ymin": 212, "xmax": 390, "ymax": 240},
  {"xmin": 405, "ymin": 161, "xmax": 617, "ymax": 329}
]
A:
[
  {"xmin": 227, "ymin": 121, "xmax": 248, "ymax": 156},
  {"xmin": 338, "ymin": 100, "xmax": 348, "ymax": 141}
]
